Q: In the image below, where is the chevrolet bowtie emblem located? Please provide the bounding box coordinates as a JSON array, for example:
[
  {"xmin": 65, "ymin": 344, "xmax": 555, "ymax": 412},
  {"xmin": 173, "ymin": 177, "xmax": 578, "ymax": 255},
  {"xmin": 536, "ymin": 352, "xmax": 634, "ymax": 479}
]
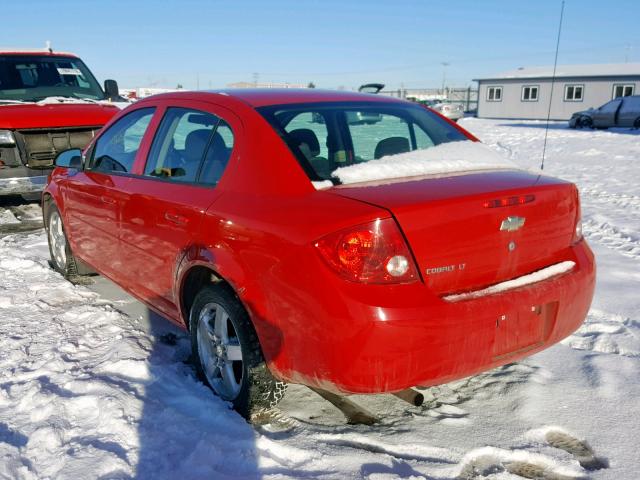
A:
[{"xmin": 500, "ymin": 216, "xmax": 526, "ymax": 232}]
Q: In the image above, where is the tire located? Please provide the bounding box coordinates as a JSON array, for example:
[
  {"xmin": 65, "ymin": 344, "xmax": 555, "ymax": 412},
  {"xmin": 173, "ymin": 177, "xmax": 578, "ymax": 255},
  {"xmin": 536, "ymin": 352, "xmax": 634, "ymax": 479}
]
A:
[
  {"xmin": 46, "ymin": 204, "xmax": 92, "ymax": 277},
  {"xmin": 579, "ymin": 116, "xmax": 593, "ymax": 129},
  {"xmin": 189, "ymin": 284, "xmax": 286, "ymax": 420},
  {"xmin": 634, "ymin": 117, "xmax": 640, "ymax": 129}
]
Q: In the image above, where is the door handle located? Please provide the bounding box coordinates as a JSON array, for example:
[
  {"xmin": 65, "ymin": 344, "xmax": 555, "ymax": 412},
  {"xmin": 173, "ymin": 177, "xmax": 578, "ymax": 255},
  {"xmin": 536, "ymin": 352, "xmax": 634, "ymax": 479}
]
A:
[
  {"xmin": 164, "ymin": 211, "xmax": 189, "ymax": 226},
  {"xmin": 100, "ymin": 195, "xmax": 116, "ymax": 205}
]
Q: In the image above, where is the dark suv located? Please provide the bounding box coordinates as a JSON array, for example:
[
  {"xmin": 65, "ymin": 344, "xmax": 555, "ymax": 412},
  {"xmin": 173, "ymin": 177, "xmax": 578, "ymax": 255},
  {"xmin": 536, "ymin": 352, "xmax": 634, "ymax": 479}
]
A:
[{"xmin": 569, "ymin": 95, "xmax": 640, "ymax": 129}]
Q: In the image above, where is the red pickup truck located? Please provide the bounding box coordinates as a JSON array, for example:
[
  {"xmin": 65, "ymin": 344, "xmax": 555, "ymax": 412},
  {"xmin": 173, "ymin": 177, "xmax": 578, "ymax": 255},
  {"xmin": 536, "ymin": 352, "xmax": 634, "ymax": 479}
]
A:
[{"xmin": 0, "ymin": 49, "xmax": 121, "ymax": 199}]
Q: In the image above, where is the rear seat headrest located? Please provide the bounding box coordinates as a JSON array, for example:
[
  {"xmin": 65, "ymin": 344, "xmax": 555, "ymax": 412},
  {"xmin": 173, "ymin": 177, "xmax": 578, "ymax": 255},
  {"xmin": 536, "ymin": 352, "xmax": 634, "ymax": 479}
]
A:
[
  {"xmin": 289, "ymin": 128, "xmax": 321, "ymax": 158},
  {"xmin": 374, "ymin": 136, "xmax": 410, "ymax": 159}
]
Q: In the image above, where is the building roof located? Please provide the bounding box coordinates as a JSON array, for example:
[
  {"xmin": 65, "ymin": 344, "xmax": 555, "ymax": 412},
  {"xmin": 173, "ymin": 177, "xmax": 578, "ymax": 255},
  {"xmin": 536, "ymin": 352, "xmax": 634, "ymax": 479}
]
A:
[{"xmin": 474, "ymin": 63, "xmax": 640, "ymax": 81}]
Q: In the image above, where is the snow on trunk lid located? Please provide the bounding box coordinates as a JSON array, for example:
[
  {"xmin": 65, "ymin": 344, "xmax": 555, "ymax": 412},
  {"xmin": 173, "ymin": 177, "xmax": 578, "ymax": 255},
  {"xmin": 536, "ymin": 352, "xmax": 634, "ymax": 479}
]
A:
[{"xmin": 331, "ymin": 141, "xmax": 517, "ymax": 185}]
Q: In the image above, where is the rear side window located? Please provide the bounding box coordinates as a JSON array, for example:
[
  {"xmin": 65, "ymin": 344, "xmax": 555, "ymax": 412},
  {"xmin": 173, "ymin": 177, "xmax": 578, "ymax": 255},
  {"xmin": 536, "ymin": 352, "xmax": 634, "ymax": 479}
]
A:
[
  {"xmin": 144, "ymin": 107, "xmax": 234, "ymax": 185},
  {"xmin": 90, "ymin": 108, "xmax": 155, "ymax": 173},
  {"xmin": 199, "ymin": 120, "xmax": 234, "ymax": 185}
]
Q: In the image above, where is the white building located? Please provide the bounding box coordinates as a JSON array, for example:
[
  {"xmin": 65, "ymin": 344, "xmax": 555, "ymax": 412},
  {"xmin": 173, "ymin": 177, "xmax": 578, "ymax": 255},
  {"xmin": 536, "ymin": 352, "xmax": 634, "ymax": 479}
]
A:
[{"xmin": 474, "ymin": 63, "xmax": 640, "ymax": 120}]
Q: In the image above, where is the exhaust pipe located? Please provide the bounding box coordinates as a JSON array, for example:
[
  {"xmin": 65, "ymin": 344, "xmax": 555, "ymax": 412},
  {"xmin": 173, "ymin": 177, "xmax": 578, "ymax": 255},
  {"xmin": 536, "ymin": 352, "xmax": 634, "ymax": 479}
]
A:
[{"xmin": 392, "ymin": 388, "xmax": 424, "ymax": 407}]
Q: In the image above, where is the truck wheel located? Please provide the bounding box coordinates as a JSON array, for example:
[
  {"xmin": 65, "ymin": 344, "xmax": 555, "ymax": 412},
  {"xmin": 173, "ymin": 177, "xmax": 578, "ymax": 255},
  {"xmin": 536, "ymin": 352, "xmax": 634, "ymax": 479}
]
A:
[
  {"xmin": 190, "ymin": 284, "xmax": 286, "ymax": 420},
  {"xmin": 634, "ymin": 117, "xmax": 640, "ymax": 129},
  {"xmin": 46, "ymin": 205, "xmax": 91, "ymax": 278}
]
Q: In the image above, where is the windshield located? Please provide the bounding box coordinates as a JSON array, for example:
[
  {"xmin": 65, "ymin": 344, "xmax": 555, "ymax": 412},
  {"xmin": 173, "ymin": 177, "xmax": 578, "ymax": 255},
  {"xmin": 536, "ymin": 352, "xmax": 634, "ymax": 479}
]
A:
[
  {"xmin": 258, "ymin": 101, "xmax": 468, "ymax": 182},
  {"xmin": 0, "ymin": 55, "xmax": 105, "ymax": 102}
]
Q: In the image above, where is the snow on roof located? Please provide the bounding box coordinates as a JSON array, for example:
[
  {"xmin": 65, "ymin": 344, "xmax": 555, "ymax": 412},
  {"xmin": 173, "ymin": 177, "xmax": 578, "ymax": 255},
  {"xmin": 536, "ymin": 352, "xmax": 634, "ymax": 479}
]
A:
[
  {"xmin": 331, "ymin": 140, "xmax": 518, "ymax": 185},
  {"xmin": 474, "ymin": 63, "xmax": 640, "ymax": 81}
]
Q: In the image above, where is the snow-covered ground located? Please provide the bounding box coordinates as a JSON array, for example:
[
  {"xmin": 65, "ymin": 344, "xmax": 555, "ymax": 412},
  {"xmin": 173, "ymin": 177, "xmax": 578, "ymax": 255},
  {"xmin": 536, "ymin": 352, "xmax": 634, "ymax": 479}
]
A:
[{"xmin": 0, "ymin": 119, "xmax": 639, "ymax": 479}]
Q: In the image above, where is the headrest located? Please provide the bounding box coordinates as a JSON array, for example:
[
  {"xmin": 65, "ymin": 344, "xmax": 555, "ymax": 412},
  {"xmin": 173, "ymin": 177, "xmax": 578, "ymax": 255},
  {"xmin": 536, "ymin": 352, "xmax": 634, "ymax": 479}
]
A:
[
  {"xmin": 289, "ymin": 128, "xmax": 321, "ymax": 158},
  {"xmin": 185, "ymin": 129, "xmax": 212, "ymax": 159},
  {"xmin": 374, "ymin": 136, "xmax": 410, "ymax": 159}
]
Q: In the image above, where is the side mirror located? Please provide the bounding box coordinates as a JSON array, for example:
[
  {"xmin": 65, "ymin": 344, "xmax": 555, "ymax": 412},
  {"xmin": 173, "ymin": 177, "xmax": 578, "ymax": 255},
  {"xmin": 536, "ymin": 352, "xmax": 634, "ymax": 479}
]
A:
[
  {"xmin": 104, "ymin": 79, "xmax": 120, "ymax": 101},
  {"xmin": 55, "ymin": 149, "xmax": 82, "ymax": 169}
]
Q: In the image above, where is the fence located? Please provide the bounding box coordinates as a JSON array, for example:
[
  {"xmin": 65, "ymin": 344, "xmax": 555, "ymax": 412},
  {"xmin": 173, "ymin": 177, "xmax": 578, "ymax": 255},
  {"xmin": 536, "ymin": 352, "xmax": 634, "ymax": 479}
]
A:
[{"xmin": 380, "ymin": 87, "xmax": 478, "ymax": 113}]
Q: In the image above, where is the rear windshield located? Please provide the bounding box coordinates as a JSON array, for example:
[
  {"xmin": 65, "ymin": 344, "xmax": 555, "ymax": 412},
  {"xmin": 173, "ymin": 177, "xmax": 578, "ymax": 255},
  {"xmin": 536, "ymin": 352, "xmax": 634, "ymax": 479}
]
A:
[
  {"xmin": 257, "ymin": 101, "xmax": 467, "ymax": 182},
  {"xmin": 0, "ymin": 55, "xmax": 104, "ymax": 102}
]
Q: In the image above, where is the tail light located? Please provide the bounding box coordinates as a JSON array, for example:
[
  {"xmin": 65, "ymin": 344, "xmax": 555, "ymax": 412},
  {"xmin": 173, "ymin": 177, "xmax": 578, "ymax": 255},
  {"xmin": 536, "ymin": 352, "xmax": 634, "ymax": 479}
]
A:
[
  {"xmin": 314, "ymin": 218, "xmax": 418, "ymax": 284},
  {"xmin": 483, "ymin": 194, "xmax": 535, "ymax": 208},
  {"xmin": 572, "ymin": 193, "xmax": 583, "ymax": 244}
]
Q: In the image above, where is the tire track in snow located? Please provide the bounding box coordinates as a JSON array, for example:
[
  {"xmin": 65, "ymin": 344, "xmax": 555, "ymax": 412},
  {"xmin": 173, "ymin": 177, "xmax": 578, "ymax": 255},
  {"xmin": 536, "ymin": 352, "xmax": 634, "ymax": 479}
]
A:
[
  {"xmin": 582, "ymin": 218, "xmax": 640, "ymax": 260},
  {"xmin": 580, "ymin": 187, "xmax": 640, "ymax": 215},
  {"xmin": 457, "ymin": 427, "xmax": 607, "ymax": 479},
  {"xmin": 562, "ymin": 309, "xmax": 640, "ymax": 357}
]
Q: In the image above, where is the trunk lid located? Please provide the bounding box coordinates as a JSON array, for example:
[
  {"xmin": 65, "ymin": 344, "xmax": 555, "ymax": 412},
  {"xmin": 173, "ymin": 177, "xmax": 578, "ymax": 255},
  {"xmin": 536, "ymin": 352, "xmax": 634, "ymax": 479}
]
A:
[{"xmin": 331, "ymin": 170, "xmax": 578, "ymax": 295}]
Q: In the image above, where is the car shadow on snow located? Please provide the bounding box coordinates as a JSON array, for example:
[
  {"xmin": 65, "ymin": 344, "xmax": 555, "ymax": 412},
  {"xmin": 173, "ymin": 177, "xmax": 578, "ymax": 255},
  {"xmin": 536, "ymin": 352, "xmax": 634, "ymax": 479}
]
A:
[
  {"xmin": 131, "ymin": 306, "xmax": 265, "ymax": 479},
  {"xmin": 83, "ymin": 273, "xmax": 266, "ymax": 478}
]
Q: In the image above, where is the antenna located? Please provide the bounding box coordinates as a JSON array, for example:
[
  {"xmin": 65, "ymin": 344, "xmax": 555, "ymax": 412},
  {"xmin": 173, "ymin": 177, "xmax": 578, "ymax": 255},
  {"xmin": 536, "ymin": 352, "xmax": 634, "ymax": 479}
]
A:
[
  {"xmin": 541, "ymin": 0, "xmax": 565, "ymax": 171},
  {"xmin": 45, "ymin": 40, "xmax": 52, "ymax": 53}
]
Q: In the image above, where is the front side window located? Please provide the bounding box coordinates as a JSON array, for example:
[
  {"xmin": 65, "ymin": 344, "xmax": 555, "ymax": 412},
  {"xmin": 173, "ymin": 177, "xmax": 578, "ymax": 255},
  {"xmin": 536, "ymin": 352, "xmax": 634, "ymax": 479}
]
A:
[
  {"xmin": 0, "ymin": 55, "xmax": 105, "ymax": 102},
  {"xmin": 486, "ymin": 86, "xmax": 502, "ymax": 102},
  {"xmin": 144, "ymin": 107, "xmax": 234, "ymax": 185},
  {"xmin": 258, "ymin": 102, "xmax": 467, "ymax": 181},
  {"xmin": 613, "ymin": 84, "xmax": 635, "ymax": 99},
  {"xmin": 599, "ymin": 99, "xmax": 622, "ymax": 114},
  {"xmin": 521, "ymin": 85, "xmax": 539, "ymax": 102},
  {"xmin": 90, "ymin": 108, "xmax": 155, "ymax": 173},
  {"xmin": 564, "ymin": 84, "xmax": 584, "ymax": 101}
]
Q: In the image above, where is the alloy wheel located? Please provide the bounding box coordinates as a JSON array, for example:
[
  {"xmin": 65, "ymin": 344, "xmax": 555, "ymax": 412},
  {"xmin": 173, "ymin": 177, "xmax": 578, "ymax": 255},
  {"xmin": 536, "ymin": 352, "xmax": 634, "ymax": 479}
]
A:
[
  {"xmin": 196, "ymin": 302, "xmax": 244, "ymax": 400},
  {"xmin": 48, "ymin": 210, "xmax": 67, "ymax": 271}
]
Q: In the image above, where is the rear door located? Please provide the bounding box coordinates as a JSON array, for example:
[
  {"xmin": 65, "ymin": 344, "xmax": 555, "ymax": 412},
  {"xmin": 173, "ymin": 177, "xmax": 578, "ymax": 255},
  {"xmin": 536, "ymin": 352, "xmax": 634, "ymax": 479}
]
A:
[
  {"xmin": 63, "ymin": 107, "xmax": 155, "ymax": 277},
  {"xmin": 617, "ymin": 96, "xmax": 640, "ymax": 127},
  {"xmin": 119, "ymin": 101, "xmax": 238, "ymax": 319}
]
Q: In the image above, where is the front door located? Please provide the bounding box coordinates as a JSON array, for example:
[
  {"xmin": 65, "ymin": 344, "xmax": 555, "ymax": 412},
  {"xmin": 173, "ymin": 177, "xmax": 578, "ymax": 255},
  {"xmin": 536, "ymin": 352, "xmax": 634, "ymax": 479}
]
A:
[
  {"xmin": 119, "ymin": 103, "xmax": 237, "ymax": 320},
  {"xmin": 592, "ymin": 99, "xmax": 621, "ymax": 127},
  {"xmin": 63, "ymin": 107, "xmax": 156, "ymax": 277}
]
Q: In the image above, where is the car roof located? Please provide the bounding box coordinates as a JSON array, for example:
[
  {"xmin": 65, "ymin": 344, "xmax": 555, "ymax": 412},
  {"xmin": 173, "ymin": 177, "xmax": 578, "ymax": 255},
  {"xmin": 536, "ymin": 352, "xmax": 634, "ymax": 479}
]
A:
[{"xmin": 146, "ymin": 88, "xmax": 406, "ymax": 108}]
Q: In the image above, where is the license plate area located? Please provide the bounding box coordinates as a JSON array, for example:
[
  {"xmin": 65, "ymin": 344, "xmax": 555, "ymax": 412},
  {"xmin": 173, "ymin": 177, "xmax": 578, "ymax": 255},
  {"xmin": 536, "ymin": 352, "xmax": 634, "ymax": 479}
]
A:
[{"xmin": 493, "ymin": 301, "xmax": 558, "ymax": 358}]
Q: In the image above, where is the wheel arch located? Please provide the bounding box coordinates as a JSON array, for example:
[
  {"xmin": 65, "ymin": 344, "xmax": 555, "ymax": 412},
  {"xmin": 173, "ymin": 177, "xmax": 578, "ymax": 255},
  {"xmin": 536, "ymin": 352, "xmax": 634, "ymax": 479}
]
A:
[
  {"xmin": 42, "ymin": 192, "xmax": 53, "ymax": 225},
  {"xmin": 175, "ymin": 249, "xmax": 284, "ymax": 375},
  {"xmin": 179, "ymin": 263, "xmax": 231, "ymax": 329}
]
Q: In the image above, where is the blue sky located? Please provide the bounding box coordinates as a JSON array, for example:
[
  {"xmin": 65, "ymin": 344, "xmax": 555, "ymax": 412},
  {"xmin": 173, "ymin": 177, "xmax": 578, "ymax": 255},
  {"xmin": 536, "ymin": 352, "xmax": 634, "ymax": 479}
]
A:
[{"xmin": 5, "ymin": 0, "xmax": 639, "ymax": 90}]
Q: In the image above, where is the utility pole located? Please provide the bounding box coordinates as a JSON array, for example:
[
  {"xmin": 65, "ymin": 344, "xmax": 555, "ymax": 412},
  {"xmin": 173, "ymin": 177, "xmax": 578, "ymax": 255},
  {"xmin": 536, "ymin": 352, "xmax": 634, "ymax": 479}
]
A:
[
  {"xmin": 253, "ymin": 72, "xmax": 259, "ymax": 87},
  {"xmin": 441, "ymin": 62, "xmax": 449, "ymax": 97}
]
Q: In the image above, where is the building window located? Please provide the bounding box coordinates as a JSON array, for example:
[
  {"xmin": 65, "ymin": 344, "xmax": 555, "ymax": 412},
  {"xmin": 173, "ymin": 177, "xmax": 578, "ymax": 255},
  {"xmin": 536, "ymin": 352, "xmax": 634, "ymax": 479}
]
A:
[
  {"xmin": 613, "ymin": 84, "xmax": 635, "ymax": 99},
  {"xmin": 486, "ymin": 86, "xmax": 502, "ymax": 102},
  {"xmin": 521, "ymin": 85, "xmax": 539, "ymax": 102},
  {"xmin": 564, "ymin": 84, "xmax": 584, "ymax": 102}
]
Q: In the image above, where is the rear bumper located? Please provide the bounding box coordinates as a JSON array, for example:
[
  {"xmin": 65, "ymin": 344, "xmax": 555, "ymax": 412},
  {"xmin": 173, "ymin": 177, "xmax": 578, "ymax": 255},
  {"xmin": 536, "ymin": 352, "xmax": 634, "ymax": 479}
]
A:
[
  {"xmin": 0, "ymin": 167, "xmax": 48, "ymax": 196},
  {"xmin": 271, "ymin": 240, "xmax": 595, "ymax": 394}
]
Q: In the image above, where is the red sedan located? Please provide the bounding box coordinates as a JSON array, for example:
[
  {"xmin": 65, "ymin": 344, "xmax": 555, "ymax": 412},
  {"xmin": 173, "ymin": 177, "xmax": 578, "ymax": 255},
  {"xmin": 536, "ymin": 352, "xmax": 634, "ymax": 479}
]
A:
[{"xmin": 43, "ymin": 89, "xmax": 595, "ymax": 419}]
